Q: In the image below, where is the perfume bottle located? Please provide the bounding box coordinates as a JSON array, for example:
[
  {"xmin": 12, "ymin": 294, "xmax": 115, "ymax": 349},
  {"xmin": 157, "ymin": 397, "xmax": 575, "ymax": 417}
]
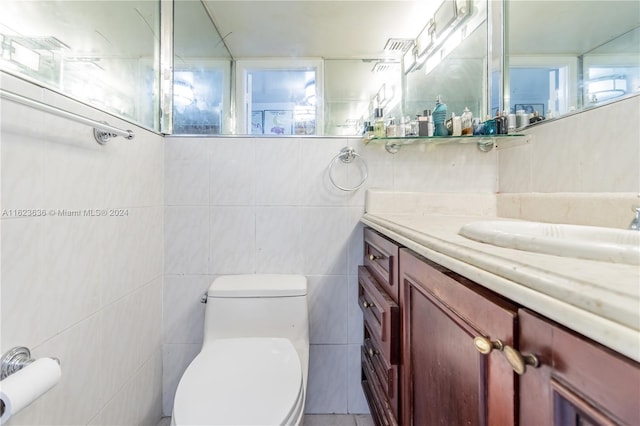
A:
[
  {"xmin": 373, "ymin": 108, "xmax": 385, "ymax": 138},
  {"xmin": 433, "ymin": 96, "xmax": 448, "ymax": 136}
]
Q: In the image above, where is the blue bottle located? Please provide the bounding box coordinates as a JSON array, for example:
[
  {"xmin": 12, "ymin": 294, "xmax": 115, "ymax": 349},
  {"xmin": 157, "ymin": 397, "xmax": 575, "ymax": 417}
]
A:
[{"xmin": 433, "ymin": 96, "xmax": 448, "ymax": 136}]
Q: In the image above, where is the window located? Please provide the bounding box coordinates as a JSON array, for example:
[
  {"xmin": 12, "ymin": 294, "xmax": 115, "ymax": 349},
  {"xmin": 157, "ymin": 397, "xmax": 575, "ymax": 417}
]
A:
[{"xmin": 236, "ymin": 60, "xmax": 323, "ymax": 135}]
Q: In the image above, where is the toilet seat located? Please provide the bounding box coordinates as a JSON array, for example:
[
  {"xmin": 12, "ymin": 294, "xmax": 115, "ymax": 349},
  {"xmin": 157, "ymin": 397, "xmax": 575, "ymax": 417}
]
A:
[{"xmin": 173, "ymin": 337, "xmax": 304, "ymax": 426}]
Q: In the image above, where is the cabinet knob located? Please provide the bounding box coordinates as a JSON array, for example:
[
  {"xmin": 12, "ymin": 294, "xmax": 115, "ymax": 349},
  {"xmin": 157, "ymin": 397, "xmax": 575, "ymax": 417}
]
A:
[
  {"xmin": 503, "ymin": 345, "xmax": 540, "ymax": 375},
  {"xmin": 473, "ymin": 336, "xmax": 504, "ymax": 355},
  {"xmin": 368, "ymin": 254, "xmax": 379, "ymax": 261},
  {"xmin": 362, "ymin": 300, "xmax": 374, "ymax": 309},
  {"xmin": 368, "ymin": 347, "xmax": 378, "ymax": 357}
]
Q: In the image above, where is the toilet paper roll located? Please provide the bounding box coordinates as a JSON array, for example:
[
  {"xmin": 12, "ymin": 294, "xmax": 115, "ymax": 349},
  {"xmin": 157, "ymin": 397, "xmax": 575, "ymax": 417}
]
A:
[{"xmin": 0, "ymin": 358, "xmax": 61, "ymax": 423}]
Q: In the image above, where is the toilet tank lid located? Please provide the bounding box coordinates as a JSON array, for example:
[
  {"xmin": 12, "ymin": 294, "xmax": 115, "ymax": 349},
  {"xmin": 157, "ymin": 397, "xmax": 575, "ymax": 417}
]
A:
[{"xmin": 208, "ymin": 274, "xmax": 307, "ymax": 297}]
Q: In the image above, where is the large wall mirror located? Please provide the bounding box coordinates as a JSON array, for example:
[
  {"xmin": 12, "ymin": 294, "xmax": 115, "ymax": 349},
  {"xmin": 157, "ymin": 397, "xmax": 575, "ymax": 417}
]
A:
[
  {"xmin": 507, "ymin": 0, "xmax": 640, "ymax": 121},
  {"xmin": 3, "ymin": 1, "xmax": 637, "ymax": 137}
]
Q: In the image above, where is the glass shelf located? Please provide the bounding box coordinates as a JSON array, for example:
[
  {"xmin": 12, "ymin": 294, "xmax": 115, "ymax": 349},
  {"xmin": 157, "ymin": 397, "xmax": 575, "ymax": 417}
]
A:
[{"xmin": 363, "ymin": 134, "xmax": 526, "ymax": 153}]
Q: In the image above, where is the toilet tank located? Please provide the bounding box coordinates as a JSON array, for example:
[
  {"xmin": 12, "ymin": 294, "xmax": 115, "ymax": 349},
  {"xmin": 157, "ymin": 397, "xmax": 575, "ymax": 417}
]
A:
[{"xmin": 202, "ymin": 275, "xmax": 309, "ymax": 347}]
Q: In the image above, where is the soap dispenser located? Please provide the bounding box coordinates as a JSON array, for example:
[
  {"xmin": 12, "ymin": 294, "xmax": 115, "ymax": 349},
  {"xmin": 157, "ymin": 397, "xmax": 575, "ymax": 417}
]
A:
[{"xmin": 433, "ymin": 96, "xmax": 448, "ymax": 136}]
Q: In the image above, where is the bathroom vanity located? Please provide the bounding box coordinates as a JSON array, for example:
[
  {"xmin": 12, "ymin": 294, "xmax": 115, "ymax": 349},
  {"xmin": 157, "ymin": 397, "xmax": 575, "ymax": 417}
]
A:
[{"xmin": 358, "ymin": 192, "xmax": 640, "ymax": 426}]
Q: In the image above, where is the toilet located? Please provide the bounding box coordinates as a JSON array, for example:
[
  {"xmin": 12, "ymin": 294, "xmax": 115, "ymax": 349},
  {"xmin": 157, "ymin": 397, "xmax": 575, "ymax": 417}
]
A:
[{"xmin": 171, "ymin": 274, "xmax": 309, "ymax": 426}]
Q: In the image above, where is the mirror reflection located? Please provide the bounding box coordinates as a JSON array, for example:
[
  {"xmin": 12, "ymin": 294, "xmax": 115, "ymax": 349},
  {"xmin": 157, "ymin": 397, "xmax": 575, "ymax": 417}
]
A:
[
  {"xmin": 0, "ymin": 0, "xmax": 160, "ymax": 130},
  {"xmin": 324, "ymin": 59, "xmax": 402, "ymax": 136},
  {"xmin": 173, "ymin": 0, "xmax": 232, "ymax": 134},
  {"xmin": 507, "ymin": 0, "xmax": 640, "ymax": 122},
  {"xmin": 404, "ymin": 18, "xmax": 487, "ymax": 132}
]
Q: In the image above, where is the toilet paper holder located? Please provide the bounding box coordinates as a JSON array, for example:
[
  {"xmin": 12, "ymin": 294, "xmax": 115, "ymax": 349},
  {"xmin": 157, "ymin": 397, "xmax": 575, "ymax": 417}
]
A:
[{"xmin": 1, "ymin": 346, "xmax": 60, "ymax": 380}]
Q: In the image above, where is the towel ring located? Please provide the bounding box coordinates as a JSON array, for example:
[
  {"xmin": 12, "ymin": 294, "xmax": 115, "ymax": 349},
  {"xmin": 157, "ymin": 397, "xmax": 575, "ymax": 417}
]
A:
[{"xmin": 328, "ymin": 147, "xmax": 368, "ymax": 192}]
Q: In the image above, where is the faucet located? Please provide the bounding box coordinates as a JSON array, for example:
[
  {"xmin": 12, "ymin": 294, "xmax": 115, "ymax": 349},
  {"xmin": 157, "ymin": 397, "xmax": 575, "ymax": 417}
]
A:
[{"xmin": 630, "ymin": 207, "xmax": 640, "ymax": 230}]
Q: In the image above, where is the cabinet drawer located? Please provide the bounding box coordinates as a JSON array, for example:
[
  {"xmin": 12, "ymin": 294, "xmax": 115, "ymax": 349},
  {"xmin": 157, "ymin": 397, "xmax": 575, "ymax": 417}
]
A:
[
  {"xmin": 362, "ymin": 347, "xmax": 399, "ymax": 426},
  {"xmin": 363, "ymin": 336, "xmax": 399, "ymax": 416},
  {"xmin": 364, "ymin": 228, "xmax": 400, "ymax": 303},
  {"xmin": 358, "ymin": 265, "xmax": 400, "ymax": 364}
]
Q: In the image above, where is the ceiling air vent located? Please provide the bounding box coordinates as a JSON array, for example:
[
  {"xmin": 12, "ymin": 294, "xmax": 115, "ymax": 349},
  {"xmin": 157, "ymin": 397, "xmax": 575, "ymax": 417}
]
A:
[
  {"xmin": 371, "ymin": 61, "xmax": 400, "ymax": 73},
  {"xmin": 383, "ymin": 38, "xmax": 414, "ymax": 54}
]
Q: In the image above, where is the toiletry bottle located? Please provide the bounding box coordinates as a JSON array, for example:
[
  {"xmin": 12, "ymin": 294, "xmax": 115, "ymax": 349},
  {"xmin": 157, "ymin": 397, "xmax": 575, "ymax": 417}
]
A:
[
  {"xmin": 433, "ymin": 96, "xmax": 448, "ymax": 136},
  {"xmin": 507, "ymin": 113, "xmax": 516, "ymax": 133},
  {"xmin": 451, "ymin": 112, "xmax": 462, "ymax": 136},
  {"xmin": 363, "ymin": 123, "xmax": 375, "ymax": 140},
  {"xmin": 374, "ymin": 108, "xmax": 385, "ymax": 138},
  {"xmin": 472, "ymin": 117, "xmax": 484, "ymax": 135},
  {"xmin": 397, "ymin": 116, "xmax": 407, "ymax": 137},
  {"xmin": 386, "ymin": 118, "xmax": 397, "ymax": 137},
  {"xmin": 418, "ymin": 111, "xmax": 428, "ymax": 136},
  {"xmin": 405, "ymin": 116, "xmax": 413, "ymax": 137},
  {"xmin": 484, "ymin": 115, "xmax": 496, "ymax": 135},
  {"xmin": 362, "ymin": 121, "xmax": 370, "ymax": 137},
  {"xmin": 461, "ymin": 107, "xmax": 473, "ymax": 135},
  {"xmin": 501, "ymin": 110, "xmax": 509, "ymax": 134},
  {"xmin": 494, "ymin": 111, "xmax": 502, "ymax": 134},
  {"xmin": 410, "ymin": 115, "xmax": 420, "ymax": 136},
  {"xmin": 426, "ymin": 109, "xmax": 434, "ymax": 137}
]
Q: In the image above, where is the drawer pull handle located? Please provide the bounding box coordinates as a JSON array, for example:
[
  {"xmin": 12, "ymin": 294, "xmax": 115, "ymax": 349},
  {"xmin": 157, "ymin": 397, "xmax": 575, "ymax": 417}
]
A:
[
  {"xmin": 362, "ymin": 300, "xmax": 375, "ymax": 309},
  {"xmin": 473, "ymin": 336, "xmax": 504, "ymax": 355},
  {"xmin": 368, "ymin": 347, "xmax": 378, "ymax": 357},
  {"xmin": 368, "ymin": 254, "xmax": 379, "ymax": 261},
  {"xmin": 502, "ymin": 345, "xmax": 540, "ymax": 375}
]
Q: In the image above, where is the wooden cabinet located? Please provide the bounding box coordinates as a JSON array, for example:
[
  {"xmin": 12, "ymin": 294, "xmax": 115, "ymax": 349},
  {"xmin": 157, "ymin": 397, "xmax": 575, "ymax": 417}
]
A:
[
  {"xmin": 359, "ymin": 229, "xmax": 401, "ymax": 425},
  {"xmin": 518, "ymin": 309, "xmax": 640, "ymax": 426},
  {"xmin": 399, "ymin": 248, "xmax": 518, "ymax": 426},
  {"xmin": 359, "ymin": 227, "xmax": 640, "ymax": 426}
]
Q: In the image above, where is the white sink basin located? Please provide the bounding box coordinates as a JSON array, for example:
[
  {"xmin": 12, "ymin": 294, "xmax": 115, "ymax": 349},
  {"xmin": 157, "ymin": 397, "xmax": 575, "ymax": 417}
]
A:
[{"xmin": 459, "ymin": 220, "xmax": 640, "ymax": 265}]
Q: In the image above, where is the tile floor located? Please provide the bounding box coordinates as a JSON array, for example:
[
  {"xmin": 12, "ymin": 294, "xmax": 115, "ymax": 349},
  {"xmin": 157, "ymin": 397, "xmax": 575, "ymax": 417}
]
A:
[{"xmin": 158, "ymin": 414, "xmax": 374, "ymax": 426}]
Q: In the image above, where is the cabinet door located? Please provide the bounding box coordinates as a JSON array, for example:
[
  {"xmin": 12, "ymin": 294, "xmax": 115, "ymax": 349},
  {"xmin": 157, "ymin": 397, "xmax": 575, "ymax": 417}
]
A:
[
  {"xmin": 400, "ymin": 249, "xmax": 517, "ymax": 426},
  {"xmin": 519, "ymin": 309, "xmax": 640, "ymax": 426}
]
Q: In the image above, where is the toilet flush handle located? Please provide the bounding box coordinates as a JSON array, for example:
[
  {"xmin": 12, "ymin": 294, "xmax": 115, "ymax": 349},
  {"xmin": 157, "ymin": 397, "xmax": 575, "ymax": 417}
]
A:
[{"xmin": 200, "ymin": 292, "xmax": 208, "ymax": 304}]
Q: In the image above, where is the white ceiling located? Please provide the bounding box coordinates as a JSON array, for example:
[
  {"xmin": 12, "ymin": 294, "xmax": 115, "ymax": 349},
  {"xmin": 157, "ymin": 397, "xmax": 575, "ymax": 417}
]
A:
[
  {"xmin": 202, "ymin": 0, "xmax": 438, "ymax": 59},
  {"xmin": 4, "ymin": 1, "xmax": 637, "ymax": 61},
  {"xmin": 203, "ymin": 0, "xmax": 640, "ymax": 59}
]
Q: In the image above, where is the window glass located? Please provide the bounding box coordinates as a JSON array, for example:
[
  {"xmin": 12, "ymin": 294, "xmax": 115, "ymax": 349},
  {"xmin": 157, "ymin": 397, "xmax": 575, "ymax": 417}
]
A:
[
  {"xmin": 247, "ymin": 69, "xmax": 317, "ymax": 135},
  {"xmin": 235, "ymin": 60, "xmax": 322, "ymax": 135}
]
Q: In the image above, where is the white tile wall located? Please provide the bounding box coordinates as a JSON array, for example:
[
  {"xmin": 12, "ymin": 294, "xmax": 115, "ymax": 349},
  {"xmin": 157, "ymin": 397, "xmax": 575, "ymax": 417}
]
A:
[
  {"xmin": 4, "ymin": 72, "xmax": 635, "ymax": 424},
  {"xmin": 498, "ymin": 95, "xmax": 640, "ymax": 194},
  {"xmin": 1, "ymin": 73, "xmax": 164, "ymax": 426},
  {"xmin": 162, "ymin": 135, "xmax": 498, "ymax": 415}
]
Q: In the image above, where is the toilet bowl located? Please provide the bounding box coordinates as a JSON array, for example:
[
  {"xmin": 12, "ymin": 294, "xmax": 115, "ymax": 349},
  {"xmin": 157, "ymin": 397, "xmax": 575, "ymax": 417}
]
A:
[
  {"xmin": 172, "ymin": 338, "xmax": 304, "ymax": 425},
  {"xmin": 171, "ymin": 274, "xmax": 309, "ymax": 426}
]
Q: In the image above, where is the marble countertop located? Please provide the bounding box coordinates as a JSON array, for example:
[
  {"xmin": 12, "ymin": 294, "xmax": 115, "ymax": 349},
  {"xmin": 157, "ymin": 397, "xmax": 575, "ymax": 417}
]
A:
[{"xmin": 361, "ymin": 204, "xmax": 640, "ymax": 362}]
